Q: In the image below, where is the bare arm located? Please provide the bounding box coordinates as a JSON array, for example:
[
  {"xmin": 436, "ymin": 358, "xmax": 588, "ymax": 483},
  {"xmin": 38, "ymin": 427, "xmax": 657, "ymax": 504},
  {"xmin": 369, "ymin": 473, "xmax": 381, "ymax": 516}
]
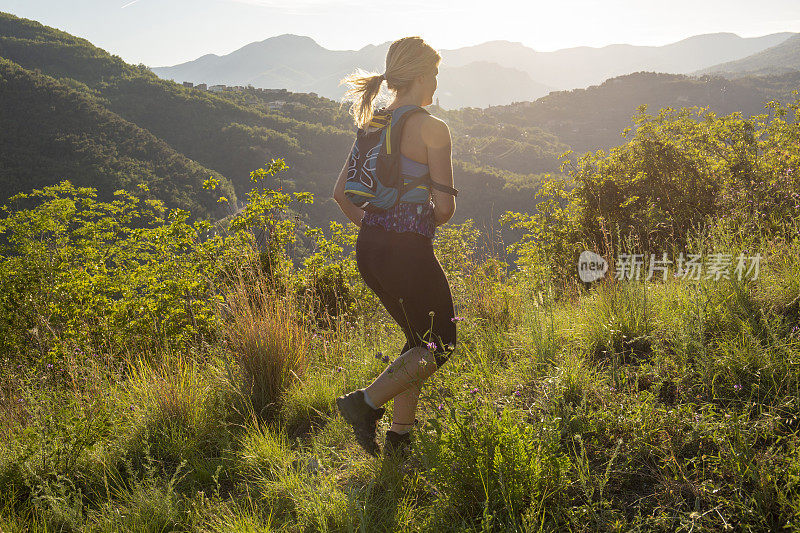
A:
[
  {"xmin": 422, "ymin": 118, "xmax": 456, "ymax": 226},
  {"xmin": 332, "ymin": 139, "xmax": 365, "ymax": 227}
]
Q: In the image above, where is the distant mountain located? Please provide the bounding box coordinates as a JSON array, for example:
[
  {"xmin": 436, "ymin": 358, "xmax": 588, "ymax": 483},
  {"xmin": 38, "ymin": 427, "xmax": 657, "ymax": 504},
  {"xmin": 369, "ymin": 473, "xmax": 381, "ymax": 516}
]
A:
[
  {"xmin": 440, "ymin": 33, "xmax": 795, "ymax": 91},
  {"xmin": 692, "ymin": 33, "xmax": 800, "ymax": 78},
  {"xmin": 152, "ymin": 32, "xmax": 796, "ymax": 108},
  {"xmin": 155, "ymin": 34, "xmax": 386, "ymax": 96},
  {"xmin": 437, "ymin": 61, "xmax": 554, "ymax": 109}
]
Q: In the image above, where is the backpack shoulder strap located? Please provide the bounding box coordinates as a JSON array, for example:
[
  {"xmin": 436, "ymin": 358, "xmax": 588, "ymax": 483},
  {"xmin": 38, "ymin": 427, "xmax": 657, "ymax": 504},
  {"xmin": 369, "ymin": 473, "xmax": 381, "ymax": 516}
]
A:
[{"xmin": 386, "ymin": 105, "xmax": 430, "ymax": 155}]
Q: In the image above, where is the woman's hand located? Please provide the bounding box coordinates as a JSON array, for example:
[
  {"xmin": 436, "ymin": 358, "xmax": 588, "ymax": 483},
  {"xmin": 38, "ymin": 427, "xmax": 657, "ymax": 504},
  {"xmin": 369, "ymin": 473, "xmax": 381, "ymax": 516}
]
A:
[{"xmin": 333, "ymin": 140, "xmax": 365, "ymax": 227}]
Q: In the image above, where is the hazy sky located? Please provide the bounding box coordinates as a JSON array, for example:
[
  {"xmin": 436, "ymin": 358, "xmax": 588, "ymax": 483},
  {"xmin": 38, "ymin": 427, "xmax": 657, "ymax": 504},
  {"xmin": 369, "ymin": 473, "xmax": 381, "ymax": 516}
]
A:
[{"xmin": 1, "ymin": 0, "xmax": 799, "ymax": 67}]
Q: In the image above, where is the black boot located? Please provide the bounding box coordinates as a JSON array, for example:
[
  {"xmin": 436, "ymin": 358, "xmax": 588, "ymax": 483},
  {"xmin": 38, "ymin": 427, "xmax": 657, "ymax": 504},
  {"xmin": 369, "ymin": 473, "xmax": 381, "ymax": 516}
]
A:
[
  {"xmin": 335, "ymin": 389, "xmax": 386, "ymax": 457},
  {"xmin": 384, "ymin": 427, "xmax": 413, "ymax": 460}
]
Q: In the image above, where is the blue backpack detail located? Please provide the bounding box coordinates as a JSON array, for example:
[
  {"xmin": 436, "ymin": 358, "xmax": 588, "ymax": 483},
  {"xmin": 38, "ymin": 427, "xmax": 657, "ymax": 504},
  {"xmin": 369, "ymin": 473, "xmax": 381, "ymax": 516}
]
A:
[{"xmin": 344, "ymin": 104, "xmax": 458, "ymax": 213}]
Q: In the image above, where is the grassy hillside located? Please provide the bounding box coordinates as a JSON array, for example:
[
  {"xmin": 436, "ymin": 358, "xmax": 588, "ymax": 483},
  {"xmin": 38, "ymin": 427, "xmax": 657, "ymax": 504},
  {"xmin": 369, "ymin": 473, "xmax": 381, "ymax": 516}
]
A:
[{"xmin": 0, "ymin": 93, "xmax": 798, "ymax": 531}]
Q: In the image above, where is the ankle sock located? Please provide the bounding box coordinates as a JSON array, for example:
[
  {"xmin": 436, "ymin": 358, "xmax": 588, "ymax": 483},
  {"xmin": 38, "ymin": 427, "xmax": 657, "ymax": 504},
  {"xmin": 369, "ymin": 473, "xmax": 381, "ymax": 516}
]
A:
[{"xmin": 362, "ymin": 389, "xmax": 378, "ymax": 409}]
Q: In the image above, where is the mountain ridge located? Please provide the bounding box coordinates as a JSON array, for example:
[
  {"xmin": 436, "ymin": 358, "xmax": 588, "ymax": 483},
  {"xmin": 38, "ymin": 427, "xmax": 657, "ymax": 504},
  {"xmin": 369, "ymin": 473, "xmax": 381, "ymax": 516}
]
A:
[
  {"xmin": 692, "ymin": 33, "xmax": 800, "ymax": 77},
  {"xmin": 152, "ymin": 31, "xmax": 797, "ymax": 108}
]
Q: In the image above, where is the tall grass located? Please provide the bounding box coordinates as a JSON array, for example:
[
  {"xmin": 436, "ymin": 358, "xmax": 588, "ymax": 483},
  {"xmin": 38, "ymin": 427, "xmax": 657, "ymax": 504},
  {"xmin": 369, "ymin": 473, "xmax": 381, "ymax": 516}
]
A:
[
  {"xmin": 219, "ymin": 264, "xmax": 311, "ymax": 422},
  {"xmin": 121, "ymin": 353, "xmax": 233, "ymax": 484},
  {"xmin": 574, "ymin": 278, "xmax": 655, "ymax": 364}
]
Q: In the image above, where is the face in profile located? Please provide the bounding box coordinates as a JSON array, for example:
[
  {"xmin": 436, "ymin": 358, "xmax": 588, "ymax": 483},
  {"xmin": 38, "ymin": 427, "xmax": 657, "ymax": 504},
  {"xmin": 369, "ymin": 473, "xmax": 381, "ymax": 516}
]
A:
[{"xmin": 421, "ymin": 66, "xmax": 439, "ymax": 106}]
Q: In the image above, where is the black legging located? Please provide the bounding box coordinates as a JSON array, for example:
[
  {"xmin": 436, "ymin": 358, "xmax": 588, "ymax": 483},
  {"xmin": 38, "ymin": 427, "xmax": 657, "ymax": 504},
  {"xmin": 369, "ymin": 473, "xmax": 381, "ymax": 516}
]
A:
[{"xmin": 356, "ymin": 223, "xmax": 456, "ymax": 368}]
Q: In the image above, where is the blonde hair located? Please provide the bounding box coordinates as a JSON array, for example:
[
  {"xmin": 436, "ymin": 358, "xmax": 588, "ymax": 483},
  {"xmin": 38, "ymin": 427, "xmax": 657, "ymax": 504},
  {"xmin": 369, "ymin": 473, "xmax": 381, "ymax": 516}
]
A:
[{"xmin": 339, "ymin": 36, "xmax": 441, "ymax": 130}]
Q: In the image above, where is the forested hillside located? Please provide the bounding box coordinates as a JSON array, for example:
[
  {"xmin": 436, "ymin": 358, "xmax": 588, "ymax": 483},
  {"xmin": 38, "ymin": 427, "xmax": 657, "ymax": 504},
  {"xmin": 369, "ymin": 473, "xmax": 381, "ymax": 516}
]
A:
[
  {"xmin": 0, "ymin": 57, "xmax": 235, "ymax": 219},
  {"xmin": 2, "ymin": 10, "xmax": 799, "ymax": 233},
  {"xmin": 0, "ymin": 12, "xmax": 563, "ymax": 231},
  {"xmin": 443, "ymin": 70, "xmax": 800, "ymax": 153}
]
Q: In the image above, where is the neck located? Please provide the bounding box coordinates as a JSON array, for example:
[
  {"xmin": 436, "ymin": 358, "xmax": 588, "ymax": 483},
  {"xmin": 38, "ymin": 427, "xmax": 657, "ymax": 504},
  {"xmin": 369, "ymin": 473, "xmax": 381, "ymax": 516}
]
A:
[{"xmin": 386, "ymin": 92, "xmax": 424, "ymax": 110}]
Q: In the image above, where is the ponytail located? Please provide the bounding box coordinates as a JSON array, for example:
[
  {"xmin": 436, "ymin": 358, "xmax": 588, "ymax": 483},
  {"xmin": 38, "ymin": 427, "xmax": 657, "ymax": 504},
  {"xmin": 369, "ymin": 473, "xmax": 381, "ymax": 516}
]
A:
[{"xmin": 340, "ymin": 68, "xmax": 385, "ymax": 130}]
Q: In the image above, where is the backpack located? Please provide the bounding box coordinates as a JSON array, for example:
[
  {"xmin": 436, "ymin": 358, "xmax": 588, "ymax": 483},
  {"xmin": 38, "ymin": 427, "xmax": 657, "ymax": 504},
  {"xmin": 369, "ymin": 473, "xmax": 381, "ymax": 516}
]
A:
[{"xmin": 343, "ymin": 104, "xmax": 458, "ymax": 213}]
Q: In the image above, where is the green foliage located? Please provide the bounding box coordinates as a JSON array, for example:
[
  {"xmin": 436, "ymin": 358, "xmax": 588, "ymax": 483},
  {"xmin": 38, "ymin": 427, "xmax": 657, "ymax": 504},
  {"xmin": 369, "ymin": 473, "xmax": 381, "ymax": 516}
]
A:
[
  {"xmin": 501, "ymin": 172, "xmax": 583, "ymax": 295},
  {"xmin": 221, "ymin": 272, "xmax": 311, "ymax": 422},
  {"xmin": 433, "ymin": 219, "xmax": 481, "ymax": 300},
  {"xmin": 227, "ymin": 158, "xmax": 313, "ymax": 281},
  {"xmin": 0, "ymin": 181, "xmax": 234, "ymax": 359},
  {"xmin": 1, "ymin": 24, "xmax": 800, "ymax": 528},
  {"xmin": 576, "ymin": 279, "xmax": 655, "ymax": 365},
  {"xmin": 502, "ymin": 95, "xmax": 800, "ymax": 294},
  {"xmin": 296, "ymin": 220, "xmax": 364, "ymax": 324},
  {"xmin": 122, "ymin": 355, "xmax": 234, "ymax": 480}
]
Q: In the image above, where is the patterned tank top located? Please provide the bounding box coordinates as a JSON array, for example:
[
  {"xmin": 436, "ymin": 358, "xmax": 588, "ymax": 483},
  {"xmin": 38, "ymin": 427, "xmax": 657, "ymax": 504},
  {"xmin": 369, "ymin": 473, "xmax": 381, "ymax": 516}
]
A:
[{"xmin": 361, "ymin": 153, "xmax": 436, "ymax": 239}]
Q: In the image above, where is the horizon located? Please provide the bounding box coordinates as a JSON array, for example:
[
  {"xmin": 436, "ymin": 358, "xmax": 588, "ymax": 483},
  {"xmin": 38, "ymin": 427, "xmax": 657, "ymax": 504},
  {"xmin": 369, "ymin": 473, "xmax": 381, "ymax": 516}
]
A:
[
  {"xmin": 151, "ymin": 29, "xmax": 795, "ymax": 65},
  {"xmin": 0, "ymin": 0, "xmax": 798, "ymax": 68}
]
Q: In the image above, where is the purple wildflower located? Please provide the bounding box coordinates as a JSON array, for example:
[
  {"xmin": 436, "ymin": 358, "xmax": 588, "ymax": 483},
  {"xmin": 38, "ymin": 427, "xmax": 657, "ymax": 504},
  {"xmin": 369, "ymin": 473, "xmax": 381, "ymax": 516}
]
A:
[
  {"xmin": 336, "ymin": 366, "xmax": 343, "ymax": 373},
  {"xmin": 47, "ymin": 363, "xmax": 53, "ymax": 369},
  {"xmin": 382, "ymin": 355, "xmax": 390, "ymax": 363},
  {"xmin": 451, "ymin": 316, "xmax": 465, "ymax": 323},
  {"xmin": 437, "ymin": 404, "xmax": 444, "ymax": 410},
  {"xmin": 513, "ymin": 390, "xmax": 521, "ymax": 397},
  {"xmin": 426, "ymin": 341, "xmax": 437, "ymax": 351},
  {"xmin": 375, "ymin": 351, "xmax": 383, "ymax": 359},
  {"xmin": 470, "ymin": 387, "xmax": 479, "ymax": 394},
  {"xmin": 734, "ymin": 383, "xmax": 742, "ymax": 391}
]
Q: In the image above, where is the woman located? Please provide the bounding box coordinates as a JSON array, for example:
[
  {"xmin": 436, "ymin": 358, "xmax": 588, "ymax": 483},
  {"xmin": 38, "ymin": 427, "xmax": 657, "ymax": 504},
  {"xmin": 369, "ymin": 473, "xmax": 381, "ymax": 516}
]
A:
[{"xmin": 333, "ymin": 36, "xmax": 457, "ymax": 460}]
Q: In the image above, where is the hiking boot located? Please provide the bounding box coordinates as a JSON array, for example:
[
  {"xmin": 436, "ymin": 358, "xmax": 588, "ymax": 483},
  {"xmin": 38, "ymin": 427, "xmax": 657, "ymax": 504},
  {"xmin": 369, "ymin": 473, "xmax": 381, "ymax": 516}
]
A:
[
  {"xmin": 384, "ymin": 429, "xmax": 412, "ymax": 461},
  {"xmin": 335, "ymin": 389, "xmax": 385, "ymax": 457}
]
